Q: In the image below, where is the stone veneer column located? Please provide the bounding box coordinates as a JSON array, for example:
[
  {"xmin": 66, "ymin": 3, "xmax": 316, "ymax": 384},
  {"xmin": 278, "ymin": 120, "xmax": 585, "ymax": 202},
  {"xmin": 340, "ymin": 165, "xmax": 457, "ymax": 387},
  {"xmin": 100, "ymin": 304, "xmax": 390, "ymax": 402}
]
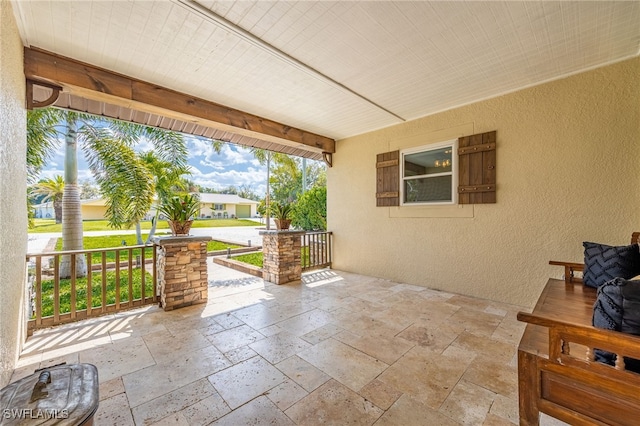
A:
[
  {"xmin": 152, "ymin": 236, "xmax": 211, "ymax": 311},
  {"xmin": 259, "ymin": 230, "xmax": 305, "ymax": 285}
]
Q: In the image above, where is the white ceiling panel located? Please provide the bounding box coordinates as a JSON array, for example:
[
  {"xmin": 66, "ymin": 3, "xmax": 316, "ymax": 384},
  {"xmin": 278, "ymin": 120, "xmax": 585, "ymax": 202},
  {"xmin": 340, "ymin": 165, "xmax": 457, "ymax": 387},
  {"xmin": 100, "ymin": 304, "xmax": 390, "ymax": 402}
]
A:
[{"xmin": 12, "ymin": 0, "xmax": 640, "ymax": 141}]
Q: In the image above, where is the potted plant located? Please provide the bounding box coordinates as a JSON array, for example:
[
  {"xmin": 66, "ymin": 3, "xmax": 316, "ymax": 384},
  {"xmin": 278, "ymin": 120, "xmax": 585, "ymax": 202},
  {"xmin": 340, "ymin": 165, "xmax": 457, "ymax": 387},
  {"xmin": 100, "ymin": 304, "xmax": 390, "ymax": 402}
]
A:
[
  {"xmin": 270, "ymin": 202, "xmax": 293, "ymax": 230},
  {"xmin": 158, "ymin": 194, "xmax": 200, "ymax": 236}
]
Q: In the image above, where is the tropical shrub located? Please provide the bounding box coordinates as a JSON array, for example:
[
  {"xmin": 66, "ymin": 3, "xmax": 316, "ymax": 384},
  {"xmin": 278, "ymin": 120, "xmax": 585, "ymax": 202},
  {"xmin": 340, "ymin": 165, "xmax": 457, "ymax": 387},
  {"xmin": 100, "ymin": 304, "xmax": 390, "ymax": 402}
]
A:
[
  {"xmin": 158, "ymin": 194, "xmax": 200, "ymax": 221},
  {"xmin": 291, "ymin": 186, "xmax": 326, "ymax": 231}
]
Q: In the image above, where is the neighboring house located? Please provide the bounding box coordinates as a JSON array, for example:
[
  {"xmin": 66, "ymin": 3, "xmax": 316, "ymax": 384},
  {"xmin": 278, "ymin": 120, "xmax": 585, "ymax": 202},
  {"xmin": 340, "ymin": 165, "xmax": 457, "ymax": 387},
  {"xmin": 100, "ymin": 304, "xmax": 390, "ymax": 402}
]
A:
[
  {"xmin": 34, "ymin": 198, "xmax": 110, "ymax": 221},
  {"xmin": 32, "ymin": 201, "xmax": 55, "ymax": 219},
  {"xmin": 196, "ymin": 193, "xmax": 259, "ymax": 219},
  {"xmin": 80, "ymin": 198, "xmax": 109, "ymax": 221},
  {"xmin": 35, "ymin": 196, "xmax": 259, "ymax": 222},
  {"xmin": 33, "ymin": 198, "xmax": 107, "ymax": 220}
]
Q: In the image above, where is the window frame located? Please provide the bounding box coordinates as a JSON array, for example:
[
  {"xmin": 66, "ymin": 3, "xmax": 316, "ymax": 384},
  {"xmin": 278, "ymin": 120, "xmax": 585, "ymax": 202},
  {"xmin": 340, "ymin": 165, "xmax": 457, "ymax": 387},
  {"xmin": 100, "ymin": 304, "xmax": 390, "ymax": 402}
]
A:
[{"xmin": 400, "ymin": 139, "xmax": 459, "ymax": 206}]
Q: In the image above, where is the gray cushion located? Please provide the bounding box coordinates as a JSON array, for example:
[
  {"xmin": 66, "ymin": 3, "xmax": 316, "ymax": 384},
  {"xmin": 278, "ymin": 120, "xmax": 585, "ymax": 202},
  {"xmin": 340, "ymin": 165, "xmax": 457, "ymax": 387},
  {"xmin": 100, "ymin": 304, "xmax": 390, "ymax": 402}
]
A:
[
  {"xmin": 620, "ymin": 282, "xmax": 640, "ymax": 372},
  {"xmin": 592, "ymin": 278, "xmax": 640, "ymax": 372}
]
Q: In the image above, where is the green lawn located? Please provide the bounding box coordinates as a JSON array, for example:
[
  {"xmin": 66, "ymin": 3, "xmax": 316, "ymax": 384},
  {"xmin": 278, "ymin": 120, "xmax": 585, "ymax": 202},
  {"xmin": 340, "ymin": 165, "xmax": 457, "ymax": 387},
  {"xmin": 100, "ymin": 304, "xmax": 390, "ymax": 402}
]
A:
[
  {"xmin": 52, "ymin": 235, "xmax": 241, "ymax": 264},
  {"xmin": 234, "ymin": 252, "xmax": 264, "ymax": 267},
  {"xmin": 54, "ymin": 235, "xmax": 154, "ymax": 265},
  {"xmin": 37, "ymin": 270, "xmax": 153, "ymax": 318},
  {"xmin": 30, "ymin": 218, "xmax": 262, "ymax": 233},
  {"xmin": 233, "ymin": 247, "xmax": 312, "ymax": 269},
  {"xmin": 207, "ymin": 240, "xmax": 241, "ymax": 251}
]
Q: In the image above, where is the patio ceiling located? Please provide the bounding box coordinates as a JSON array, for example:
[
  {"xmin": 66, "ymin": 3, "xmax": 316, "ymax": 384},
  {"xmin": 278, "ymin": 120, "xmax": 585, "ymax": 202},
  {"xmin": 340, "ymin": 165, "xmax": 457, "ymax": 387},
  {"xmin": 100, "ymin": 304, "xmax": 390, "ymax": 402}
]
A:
[{"xmin": 12, "ymin": 1, "xmax": 640, "ymax": 157}]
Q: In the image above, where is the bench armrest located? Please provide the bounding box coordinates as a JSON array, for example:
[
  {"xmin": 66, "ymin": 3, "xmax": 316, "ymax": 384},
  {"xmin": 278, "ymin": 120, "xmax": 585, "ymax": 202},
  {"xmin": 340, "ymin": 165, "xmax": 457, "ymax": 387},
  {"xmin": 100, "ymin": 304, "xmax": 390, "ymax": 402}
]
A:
[
  {"xmin": 549, "ymin": 260, "xmax": 584, "ymax": 284},
  {"xmin": 518, "ymin": 311, "xmax": 640, "ymax": 374}
]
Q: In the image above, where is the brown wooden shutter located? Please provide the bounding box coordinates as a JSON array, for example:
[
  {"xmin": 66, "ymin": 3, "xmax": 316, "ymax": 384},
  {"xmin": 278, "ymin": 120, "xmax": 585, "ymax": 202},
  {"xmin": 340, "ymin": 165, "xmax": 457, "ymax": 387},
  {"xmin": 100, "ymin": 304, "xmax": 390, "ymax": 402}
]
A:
[
  {"xmin": 458, "ymin": 131, "xmax": 496, "ymax": 204},
  {"xmin": 376, "ymin": 150, "xmax": 399, "ymax": 206}
]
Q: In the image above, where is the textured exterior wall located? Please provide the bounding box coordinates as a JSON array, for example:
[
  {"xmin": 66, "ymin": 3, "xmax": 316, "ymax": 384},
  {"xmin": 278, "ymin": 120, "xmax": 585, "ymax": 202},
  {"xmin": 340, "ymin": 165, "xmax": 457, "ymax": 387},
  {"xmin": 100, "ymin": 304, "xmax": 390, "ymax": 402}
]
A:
[
  {"xmin": 0, "ymin": 0, "xmax": 28, "ymax": 386},
  {"xmin": 328, "ymin": 57, "xmax": 640, "ymax": 307}
]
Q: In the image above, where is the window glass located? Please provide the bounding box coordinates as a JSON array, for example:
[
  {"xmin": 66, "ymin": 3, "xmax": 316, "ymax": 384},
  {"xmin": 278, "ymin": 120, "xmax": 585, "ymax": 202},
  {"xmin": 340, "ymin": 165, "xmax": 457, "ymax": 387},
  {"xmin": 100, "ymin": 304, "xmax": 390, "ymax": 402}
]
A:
[
  {"xmin": 404, "ymin": 176, "xmax": 452, "ymax": 203},
  {"xmin": 401, "ymin": 141, "xmax": 456, "ymax": 205},
  {"xmin": 403, "ymin": 147, "xmax": 452, "ymax": 177}
]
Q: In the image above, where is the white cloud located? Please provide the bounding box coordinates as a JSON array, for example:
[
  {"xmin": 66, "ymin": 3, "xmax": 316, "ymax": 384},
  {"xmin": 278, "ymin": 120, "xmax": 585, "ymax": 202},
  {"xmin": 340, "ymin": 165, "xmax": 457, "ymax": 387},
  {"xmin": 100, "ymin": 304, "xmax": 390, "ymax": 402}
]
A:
[
  {"xmin": 135, "ymin": 138, "xmax": 154, "ymax": 153},
  {"xmin": 192, "ymin": 141, "xmax": 257, "ymax": 171},
  {"xmin": 187, "ymin": 137, "xmax": 214, "ymax": 158},
  {"xmin": 189, "ymin": 166, "xmax": 267, "ymax": 195},
  {"xmin": 38, "ymin": 134, "xmax": 272, "ymax": 196},
  {"xmin": 39, "ymin": 168, "xmax": 95, "ymax": 183}
]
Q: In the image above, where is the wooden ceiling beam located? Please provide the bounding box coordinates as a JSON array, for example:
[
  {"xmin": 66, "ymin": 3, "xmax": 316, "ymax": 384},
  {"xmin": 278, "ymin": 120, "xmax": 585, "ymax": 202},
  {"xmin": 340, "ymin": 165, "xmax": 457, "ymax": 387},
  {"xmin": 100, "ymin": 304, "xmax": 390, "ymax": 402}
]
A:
[{"xmin": 24, "ymin": 47, "xmax": 335, "ymax": 154}]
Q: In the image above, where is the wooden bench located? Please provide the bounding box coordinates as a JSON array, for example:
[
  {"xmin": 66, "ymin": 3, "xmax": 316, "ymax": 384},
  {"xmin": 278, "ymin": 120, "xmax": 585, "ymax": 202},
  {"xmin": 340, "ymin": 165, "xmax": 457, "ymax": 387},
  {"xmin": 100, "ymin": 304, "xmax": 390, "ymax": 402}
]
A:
[{"xmin": 517, "ymin": 232, "xmax": 640, "ymax": 425}]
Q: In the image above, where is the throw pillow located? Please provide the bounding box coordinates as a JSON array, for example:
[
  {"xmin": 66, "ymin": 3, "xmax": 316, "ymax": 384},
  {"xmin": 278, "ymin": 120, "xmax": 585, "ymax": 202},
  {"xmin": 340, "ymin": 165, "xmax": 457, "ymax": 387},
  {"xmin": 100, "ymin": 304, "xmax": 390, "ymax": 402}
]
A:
[
  {"xmin": 592, "ymin": 277, "xmax": 640, "ymax": 373},
  {"xmin": 583, "ymin": 242, "xmax": 640, "ymax": 288},
  {"xmin": 592, "ymin": 278, "xmax": 624, "ymax": 366},
  {"xmin": 620, "ymin": 282, "xmax": 640, "ymax": 372}
]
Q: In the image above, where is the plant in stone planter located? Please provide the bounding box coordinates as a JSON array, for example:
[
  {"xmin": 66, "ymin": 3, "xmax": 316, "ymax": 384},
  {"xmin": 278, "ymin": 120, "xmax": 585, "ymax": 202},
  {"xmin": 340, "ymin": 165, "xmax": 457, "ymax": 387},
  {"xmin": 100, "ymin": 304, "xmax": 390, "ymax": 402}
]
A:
[
  {"xmin": 270, "ymin": 202, "xmax": 293, "ymax": 230},
  {"xmin": 158, "ymin": 194, "xmax": 200, "ymax": 236}
]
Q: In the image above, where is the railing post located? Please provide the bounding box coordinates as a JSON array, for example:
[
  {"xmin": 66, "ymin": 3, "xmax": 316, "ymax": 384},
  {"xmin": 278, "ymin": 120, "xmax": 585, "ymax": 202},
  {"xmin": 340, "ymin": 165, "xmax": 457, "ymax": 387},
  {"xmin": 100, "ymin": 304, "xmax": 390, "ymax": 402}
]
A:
[{"xmin": 35, "ymin": 256, "xmax": 42, "ymax": 327}]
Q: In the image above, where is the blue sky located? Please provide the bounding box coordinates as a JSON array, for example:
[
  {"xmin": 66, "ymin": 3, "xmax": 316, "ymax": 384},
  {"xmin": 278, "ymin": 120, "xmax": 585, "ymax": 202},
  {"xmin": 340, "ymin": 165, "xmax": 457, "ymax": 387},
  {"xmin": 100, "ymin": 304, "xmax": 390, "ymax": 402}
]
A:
[{"xmin": 39, "ymin": 135, "xmax": 273, "ymax": 196}]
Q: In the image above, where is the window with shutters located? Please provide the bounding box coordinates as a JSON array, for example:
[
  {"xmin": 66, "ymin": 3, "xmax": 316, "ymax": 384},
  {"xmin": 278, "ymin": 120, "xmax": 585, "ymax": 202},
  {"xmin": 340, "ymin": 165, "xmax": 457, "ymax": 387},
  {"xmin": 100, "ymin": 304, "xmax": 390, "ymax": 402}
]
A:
[
  {"xmin": 214, "ymin": 204, "xmax": 225, "ymax": 210},
  {"xmin": 376, "ymin": 130, "xmax": 496, "ymax": 207},
  {"xmin": 400, "ymin": 140, "xmax": 458, "ymax": 205}
]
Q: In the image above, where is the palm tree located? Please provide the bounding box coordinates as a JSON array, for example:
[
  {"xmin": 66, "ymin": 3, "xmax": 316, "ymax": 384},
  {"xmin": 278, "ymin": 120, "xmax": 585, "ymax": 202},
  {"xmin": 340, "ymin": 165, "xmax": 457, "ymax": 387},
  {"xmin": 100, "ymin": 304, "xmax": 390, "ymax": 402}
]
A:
[
  {"xmin": 26, "ymin": 109, "xmax": 192, "ymax": 277},
  {"xmin": 250, "ymin": 149, "xmax": 298, "ymax": 229},
  {"xmin": 60, "ymin": 114, "xmax": 87, "ymax": 278},
  {"xmin": 30, "ymin": 175, "xmax": 65, "ymax": 223},
  {"xmin": 250, "ymin": 149, "xmax": 272, "ymax": 229},
  {"xmin": 135, "ymin": 151, "xmax": 190, "ymax": 244}
]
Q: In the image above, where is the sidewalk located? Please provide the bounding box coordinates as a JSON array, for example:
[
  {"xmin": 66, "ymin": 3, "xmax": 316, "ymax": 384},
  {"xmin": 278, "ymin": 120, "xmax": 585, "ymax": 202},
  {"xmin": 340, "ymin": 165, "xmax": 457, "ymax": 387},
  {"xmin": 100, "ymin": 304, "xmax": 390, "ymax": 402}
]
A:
[{"xmin": 27, "ymin": 225, "xmax": 270, "ymax": 254}]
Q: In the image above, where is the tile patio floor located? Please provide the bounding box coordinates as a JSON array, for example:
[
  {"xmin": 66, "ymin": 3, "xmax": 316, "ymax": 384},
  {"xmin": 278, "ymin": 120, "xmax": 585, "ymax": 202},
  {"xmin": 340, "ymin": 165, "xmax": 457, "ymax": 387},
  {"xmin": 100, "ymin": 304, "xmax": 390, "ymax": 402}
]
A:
[{"xmin": 11, "ymin": 262, "xmax": 564, "ymax": 425}]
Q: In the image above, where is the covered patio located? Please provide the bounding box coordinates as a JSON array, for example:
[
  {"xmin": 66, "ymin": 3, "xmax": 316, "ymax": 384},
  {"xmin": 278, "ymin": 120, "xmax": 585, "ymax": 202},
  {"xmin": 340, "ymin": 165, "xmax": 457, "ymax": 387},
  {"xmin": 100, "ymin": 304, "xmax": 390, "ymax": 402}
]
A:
[
  {"xmin": 2, "ymin": 2, "xmax": 639, "ymax": 424},
  {"xmin": 12, "ymin": 262, "xmax": 535, "ymax": 425}
]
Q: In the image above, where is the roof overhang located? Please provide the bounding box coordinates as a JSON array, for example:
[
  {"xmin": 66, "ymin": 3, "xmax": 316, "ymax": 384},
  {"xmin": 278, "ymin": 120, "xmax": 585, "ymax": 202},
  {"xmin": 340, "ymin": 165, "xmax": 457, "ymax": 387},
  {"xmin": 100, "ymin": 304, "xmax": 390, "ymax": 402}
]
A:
[{"xmin": 25, "ymin": 47, "xmax": 335, "ymax": 162}]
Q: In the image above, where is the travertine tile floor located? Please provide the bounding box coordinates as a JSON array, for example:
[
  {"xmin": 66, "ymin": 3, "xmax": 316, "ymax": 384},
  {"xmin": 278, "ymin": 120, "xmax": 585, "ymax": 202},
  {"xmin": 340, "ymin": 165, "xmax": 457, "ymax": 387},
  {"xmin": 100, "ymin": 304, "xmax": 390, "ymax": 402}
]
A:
[{"xmin": 12, "ymin": 262, "xmax": 563, "ymax": 425}]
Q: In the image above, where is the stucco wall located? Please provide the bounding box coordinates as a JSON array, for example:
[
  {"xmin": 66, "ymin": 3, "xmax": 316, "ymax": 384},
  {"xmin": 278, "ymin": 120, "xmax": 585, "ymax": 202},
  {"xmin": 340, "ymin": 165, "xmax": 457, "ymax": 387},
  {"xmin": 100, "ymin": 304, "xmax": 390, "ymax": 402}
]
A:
[
  {"xmin": 328, "ymin": 57, "xmax": 640, "ymax": 308},
  {"xmin": 81, "ymin": 205, "xmax": 108, "ymax": 221},
  {"xmin": 0, "ymin": 0, "xmax": 27, "ymax": 386}
]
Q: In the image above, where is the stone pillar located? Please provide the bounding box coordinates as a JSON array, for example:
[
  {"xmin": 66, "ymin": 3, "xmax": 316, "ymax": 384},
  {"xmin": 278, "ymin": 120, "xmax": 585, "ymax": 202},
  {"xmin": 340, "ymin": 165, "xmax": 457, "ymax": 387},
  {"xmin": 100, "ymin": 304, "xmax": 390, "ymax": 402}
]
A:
[
  {"xmin": 152, "ymin": 236, "xmax": 211, "ymax": 311},
  {"xmin": 259, "ymin": 230, "xmax": 305, "ymax": 285}
]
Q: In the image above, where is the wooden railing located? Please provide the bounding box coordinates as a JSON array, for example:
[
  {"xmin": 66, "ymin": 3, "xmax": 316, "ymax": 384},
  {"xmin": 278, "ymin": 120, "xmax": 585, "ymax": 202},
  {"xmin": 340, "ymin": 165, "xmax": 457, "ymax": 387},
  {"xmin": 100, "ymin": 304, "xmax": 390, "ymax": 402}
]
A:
[
  {"xmin": 26, "ymin": 245, "xmax": 157, "ymax": 334},
  {"xmin": 301, "ymin": 231, "xmax": 332, "ymax": 271}
]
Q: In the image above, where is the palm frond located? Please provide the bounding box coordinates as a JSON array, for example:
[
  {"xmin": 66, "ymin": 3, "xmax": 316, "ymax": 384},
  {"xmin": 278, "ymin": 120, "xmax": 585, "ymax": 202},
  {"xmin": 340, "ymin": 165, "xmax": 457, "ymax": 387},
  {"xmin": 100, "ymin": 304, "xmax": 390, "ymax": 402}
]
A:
[
  {"xmin": 250, "ymin": 148, "xmax": 268, "ymax": 165},
  {"xmin": 210, "ymin": 139, "xmax": 225, "ymax": 154},
  {"xmin": 144, "ymin": 127, "xmax": 188, "ymax": 169},
  {"xmin": 106, "ymin": 120, "xmax": 142, "ymax": 146},
  {"xmin": 82, "ymin": 133, "xmax": 154, "ymax": 228},
  {"xmin": 26, "ymin": 108, "xmax": 64, "ymax": 183},
  {"xmin": 30, "ymin": 175, "xmax": 65, "ymax": 202}
]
